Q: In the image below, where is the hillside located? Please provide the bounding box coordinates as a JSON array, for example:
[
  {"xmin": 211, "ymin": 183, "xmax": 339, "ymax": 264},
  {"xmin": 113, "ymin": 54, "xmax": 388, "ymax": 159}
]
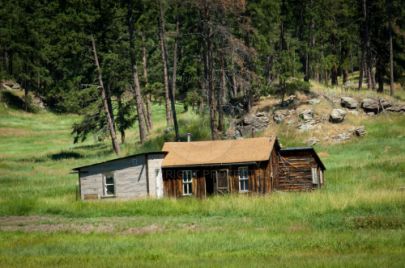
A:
[{"xmin": 0, "ymin": 85, "xmax": 404, "ymax": 267}]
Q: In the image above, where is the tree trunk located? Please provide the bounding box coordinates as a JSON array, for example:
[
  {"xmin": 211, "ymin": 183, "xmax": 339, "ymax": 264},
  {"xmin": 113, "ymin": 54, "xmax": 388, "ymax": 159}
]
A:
[
  {"xmin": 90, "ymin": 35, "xmax": 120, "ymax": 155},
  {"xmin": 117, "ymin": 95, "xmax": 126, "ymax": 144},
  {"xmin": 218, "ymin": 54, "xmax": 226, "ymax": 132},
  {"xmin": 342, "ymin": 69, "xmax": 348, "ymax": 85},
  {"xmin": 331, "ymin": 64, "xmax": 338, "ymax": 86},
  {"xmin": 127, "ymin": 0, "xmax": 148, "ymax": 144},
  {"xmin": 172, "ymin": 19, "xmax": 179, "ymax": 102},
  {"xmin": 159, "ymin": 0, "xmax": 179, "ymax": 140},
  {"xmin": 389, "ymin": 15, "xmax": 394, "ymax": 96},
  {"xmin": 158, "ymin": 1, "xmax": 173, "ymax": 128},
  {"xmin": 141, "ymin": 32, "xmax": 153, "ymax": 130},
  {"xmin": 203, "ymin": 0, "xmax": 218, "ymax": 140}
]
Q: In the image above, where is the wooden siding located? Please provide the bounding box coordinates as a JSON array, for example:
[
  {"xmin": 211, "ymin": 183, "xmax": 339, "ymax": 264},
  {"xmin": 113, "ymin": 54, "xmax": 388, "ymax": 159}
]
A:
[
  {"xmin": 147, "ymin": 154, "xmax": 165, "ymax": 198},
  {"xmin": 162, "ymin": 161, "xmax": 275, "ymax": 198},
  {"xmin": 79, "ymin": 155, "xmax": 147, "ymax": 199},
  {"xmin": 275, "ymin": 150, "xmax": 322, "ymax": 191}
]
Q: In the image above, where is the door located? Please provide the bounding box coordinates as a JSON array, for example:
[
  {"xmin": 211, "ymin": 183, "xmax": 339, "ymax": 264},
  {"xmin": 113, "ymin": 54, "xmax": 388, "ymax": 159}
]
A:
[{"xmin": 216, "ymin": 169, "xmax": 229, "ymax": 194}]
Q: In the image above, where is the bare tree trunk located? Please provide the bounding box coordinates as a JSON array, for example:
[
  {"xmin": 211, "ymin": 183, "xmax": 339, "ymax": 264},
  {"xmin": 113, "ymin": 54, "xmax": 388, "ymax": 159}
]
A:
[
  {"xmin": 141, "ymin": 32, "xmax": 153, "ymax": 130},
  {"xmin": 158, "ymin": 1, "xmax": 172, "ymax": 128},
  {"xmin": 218, "ymin": 54, "xmax": 226, "ymax": 132},
  {"xmin": 127, "ymin": 0, "xmax": 148, "ymax": 144},
  {"xmin": 331, "ymin": 64, "xmax": 338, "ymax": 86},
  {"xmin": 172, "ymin": 19, "xmax": 179, "ymax": 101},
  {"xmin": 117, "ymin": 95, "xmax": 126, "ymax": 144},
  {"xmin": 203, "ymin": 0, "xmax": 218, "ymax": 140},
  {"xmin": 90, "ymin": 35, "xmax": 120, "ymax": 155},
  {"xmin": 159, "ymin": 0, "xmax": 179, "ymax": 140},
  {"xmin": 388, "ymin": 12, "xmax": 394, "ymax": 96}
]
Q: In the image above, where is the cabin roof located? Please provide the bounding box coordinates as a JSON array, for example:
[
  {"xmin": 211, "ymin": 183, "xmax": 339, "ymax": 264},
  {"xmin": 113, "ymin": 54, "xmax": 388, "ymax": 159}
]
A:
[
  {"xmin": 161, "ymin": 136, "xmax": 278, "ymax": 168},
  {"xmin": 72, "ymin": 151, "xmax": 166, "ymax": 171},
  {"xmin": 280, "ymin": 147, "xmax": 326, "ymax": 170}
]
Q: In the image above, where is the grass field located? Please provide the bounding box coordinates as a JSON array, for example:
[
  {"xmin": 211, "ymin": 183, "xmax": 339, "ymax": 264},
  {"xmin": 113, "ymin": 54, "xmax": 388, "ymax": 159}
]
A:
[{"xmin": 0, "ymin": 89, "xmax": 404, "ymax": 267}]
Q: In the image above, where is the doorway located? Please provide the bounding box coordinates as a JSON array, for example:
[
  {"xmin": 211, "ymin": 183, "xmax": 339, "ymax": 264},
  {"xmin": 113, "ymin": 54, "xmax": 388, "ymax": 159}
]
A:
[{"xmin": 205, "ymin": 171, "xmax": 215, "ymax": 195}]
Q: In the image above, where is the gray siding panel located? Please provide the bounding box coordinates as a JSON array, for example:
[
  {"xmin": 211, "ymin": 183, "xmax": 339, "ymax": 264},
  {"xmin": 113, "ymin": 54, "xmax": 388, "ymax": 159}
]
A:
[{"xmin": 78, "ymin": 153, "xmax": 165, "ymax": 200}]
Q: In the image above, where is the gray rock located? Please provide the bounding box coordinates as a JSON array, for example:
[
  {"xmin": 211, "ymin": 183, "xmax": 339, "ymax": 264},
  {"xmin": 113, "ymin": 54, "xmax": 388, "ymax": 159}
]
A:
[
  {"xmin": 329, "ymin": 108, "xmax": 347, "ymax": 123},
  {"xmin": 255, "ymin": 112, "xmax": 267, "ymax": 117},
  {"xmin": 361, "ymin": 98, "xmax": 391, "ymax": 113},
  {"xmin": 308, "ymin": 98, "xmax": 320, "ymax": 105},
  {"xmin": 307, "ymin": 137, "xmax": 320, "ymax": 146},
  {"xmin": 387, "ymin": 105, "xmax": 405, "ymax": 113},
  {"xmin": 361, "ymin": 98, "xmax": 380, "ymax": 112},
  {"xmin": 380, "ymin": 99, "xmax": 392, "ymax": 109},
  {"xmin": 299, "ymin": 109, "xmax": 314, "ymax": 121},
  {"xmin": 237, "ymin": 113, "xmax": 270, "ymax": 137},
  {"xmin": 298, "ymin": 120, "xmax": 316, "ymax": 131},
  {"xmin": 353, "ymin": 126, "xmax": 366, "ymax": 137},
  {"xmin": 333, "ymin": 132, "xmax": 351, "ymax": 142},
  {"xmin": 273, "ymin": 111, "xmax": 285, "ymax": 124},
  {"xmin": 341, "ymin": 97, "xmax": 358, "ymax": 109}
]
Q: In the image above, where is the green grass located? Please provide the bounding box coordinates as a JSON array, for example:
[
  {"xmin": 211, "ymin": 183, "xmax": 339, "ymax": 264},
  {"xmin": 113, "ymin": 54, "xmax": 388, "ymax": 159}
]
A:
[{"xmin": 0, "ymin": 92, "xmax": 404, "ymax": 267}]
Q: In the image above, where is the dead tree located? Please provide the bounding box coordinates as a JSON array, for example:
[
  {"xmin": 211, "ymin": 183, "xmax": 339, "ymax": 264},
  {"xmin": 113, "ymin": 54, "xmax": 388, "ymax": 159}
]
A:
[
  {"xmin": 141, "ymin": 32, "xmax": 153, "ymax": 130},
  {"xmin": 90, "ymin": 35, "xmax": 121, "ymax": 155},
  {"xmin": 158, "ymin": 0, "xmax": 179, "ymax": 140},
  {"xmin": 127, "ymin": 0, "xmax": 148, "ymax": 144}
]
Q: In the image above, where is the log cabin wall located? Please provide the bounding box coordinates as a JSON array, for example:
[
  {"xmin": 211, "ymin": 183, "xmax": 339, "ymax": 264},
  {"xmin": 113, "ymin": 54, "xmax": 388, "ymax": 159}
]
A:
[
  {"xmin": 275, "ymin": 150, "xmax": 321, "ymax": 191},
  {"xmin": 162, "ymin": 161, "xmax": 275, "ymax": 198}
]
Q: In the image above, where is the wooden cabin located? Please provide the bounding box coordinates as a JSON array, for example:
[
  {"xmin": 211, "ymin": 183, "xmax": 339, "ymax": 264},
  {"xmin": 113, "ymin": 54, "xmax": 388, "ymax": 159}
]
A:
[
  {"xmin": 73, "ymin": 152, "xmax": 166, "ymax": 200},
  {"xmin": 277, "ymin": 147, "xmax": 326, "ymax": 191},
  {"xmin": 73, "ymin": 137, "xmax": 325, "ymax": 200},
  {"xmin": 161, "ymin": 137, "xmax": 325, "ymax": 198}
]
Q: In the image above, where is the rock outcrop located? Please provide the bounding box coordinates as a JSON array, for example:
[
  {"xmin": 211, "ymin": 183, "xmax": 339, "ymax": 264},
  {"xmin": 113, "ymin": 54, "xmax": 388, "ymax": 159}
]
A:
[
  {"xmin": 329, "ymin": 108, "xmax": 347, "ymax": 123},
  {"xmin": 341, "ymin": 97, "xmax": 358, "ymax": 109}
]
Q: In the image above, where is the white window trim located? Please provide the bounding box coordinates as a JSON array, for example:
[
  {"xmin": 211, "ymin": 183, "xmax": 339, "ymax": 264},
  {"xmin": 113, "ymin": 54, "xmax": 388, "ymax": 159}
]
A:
[
  {"xmin": 238, "ymin": 167, "xmax": 249, "ymax": 193},
  {"xmin": 182, "ymin": 170, "xmax": 193, "ymax": 196},
  {"xmin": 311, "ymin": 167, "xmax": 319, "ymax": 184},
  {"xmin": 319, "ymin": 170, "xmax": 324, "ymax": 184},
  {"xmin": 103, "ymin": 172, "xmax": 115, "ymax": 197}
]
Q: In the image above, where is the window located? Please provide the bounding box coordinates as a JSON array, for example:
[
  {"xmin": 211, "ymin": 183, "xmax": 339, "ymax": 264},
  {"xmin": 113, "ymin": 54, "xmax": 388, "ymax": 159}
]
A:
[
  {"xmin": 311, "ymin": 168, "xmax": 319, "ymax": 184},
  {"xmin": 103, "ymin": 172, "xmax": 115, "ymax": 196},
  {"xmin": 182, "ymin": 170, "xmax": 193, "ymax": 196},
  {"xmin": 216, "ymin": 170, "xmax": 229, "ymax": 191},
  {"xmin": 319, "ymin": 170, "xmax": 324, "ymax": 184},
  {"xmin": 239, "ymin": 167, "xmax": 249, "ymax": 192}
]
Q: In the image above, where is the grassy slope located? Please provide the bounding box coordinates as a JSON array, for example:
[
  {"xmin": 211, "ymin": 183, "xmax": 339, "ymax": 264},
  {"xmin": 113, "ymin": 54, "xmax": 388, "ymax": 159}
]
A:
[{"xmin": 0, "ymin": 90, "xmax": 404, "ymax": 267}]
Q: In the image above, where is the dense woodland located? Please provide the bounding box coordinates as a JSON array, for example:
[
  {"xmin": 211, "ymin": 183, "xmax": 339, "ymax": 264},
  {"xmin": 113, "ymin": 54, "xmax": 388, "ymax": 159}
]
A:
[{"xmin": 0, "ymin": 0, "xmax": 404, "ymax": 154}]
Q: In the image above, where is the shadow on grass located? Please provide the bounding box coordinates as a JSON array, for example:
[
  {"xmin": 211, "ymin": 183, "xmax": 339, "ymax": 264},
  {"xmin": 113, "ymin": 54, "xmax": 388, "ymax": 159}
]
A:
[
  {"xmin": 49, "ymin": 151, "xmax": 83, "ymax": 160},
  {"xmin": 0, "ymin": 91, "xmax": 37, "ymax": 113}
]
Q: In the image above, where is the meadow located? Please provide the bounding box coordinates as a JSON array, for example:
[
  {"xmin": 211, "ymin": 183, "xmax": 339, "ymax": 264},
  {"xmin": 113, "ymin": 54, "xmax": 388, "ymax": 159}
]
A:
[{"xmin": 0, "ymin": 89, "xmax": 404, "ymax": 267}]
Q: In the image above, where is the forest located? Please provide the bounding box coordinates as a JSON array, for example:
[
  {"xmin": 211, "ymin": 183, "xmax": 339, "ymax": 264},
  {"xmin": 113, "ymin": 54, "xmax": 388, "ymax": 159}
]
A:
[{"xmin": 1, "ymin": 0, "xmax": 404, "ymax": 153}]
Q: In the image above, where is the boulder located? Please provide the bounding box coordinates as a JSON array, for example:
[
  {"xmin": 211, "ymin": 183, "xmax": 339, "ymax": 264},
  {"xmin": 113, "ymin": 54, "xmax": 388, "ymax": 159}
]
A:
[
  {"xmin": 307, "ymin": 137, "xmax": 320, "ymax": 146},
  {"xmin": 236, "ymin": 113, "xmax": 270, "ymax": 137},
  {"xmin": 308, "ymin": 98, "xmax": 320, "ymax": 105},
  {"xmin": 273, "ymin": 110, "xmax": 285, "ymax": 124},
  {"xmin": 341, "ymin": 97, "xmax": 358, "ymax": 109},
  {"xmin": 353, "ymin": 126, "xmax": 366, "ymax": 137},
  {"xmin": 298, "ymin": 120, "xmax": 317, "ymax": 131},
  {"xmin": 361, "ymin": 98, "xmax": 392, "ymax": 113},
  {"xmin": 329, "ymin": 109, "xmax": 347, "ymax": 123},
  {"xmin": 361, "ymin": 98, "xmax": 379, "ymax": 112},
  {"xmin": 387, "ymin": 105, "xmax": 405, "ymax": 113},
  {"xmin": 299, "ymin": 109, "xmax": 313, "ymax": 121}
]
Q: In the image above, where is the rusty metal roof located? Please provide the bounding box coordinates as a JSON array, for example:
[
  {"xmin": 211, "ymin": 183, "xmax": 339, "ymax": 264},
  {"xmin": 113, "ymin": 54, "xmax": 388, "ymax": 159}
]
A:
[{"xmin": 162, "ymin": 137, "xmax": 278, "ymax": 168}]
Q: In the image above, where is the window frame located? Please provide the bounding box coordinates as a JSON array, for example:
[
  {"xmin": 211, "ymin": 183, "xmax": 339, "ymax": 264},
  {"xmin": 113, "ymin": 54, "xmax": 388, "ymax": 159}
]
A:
[
  {"xmin": 182, "ymin": 170, "xmax": 193, "ymax": 196},
  {"xmin": 311, "ymin": 167, "xmax": 319, "ymax": 185},
  {"xmin": 238, "ymin": 167, "xmax": 249, "ymax": 193},
  {"xmin": 103, "ymin": 172, "xmax": 115, "ymax": 197},
  {"xmin": 216, "ymin": 169, "xmax": 229, "ymax": 192}
]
